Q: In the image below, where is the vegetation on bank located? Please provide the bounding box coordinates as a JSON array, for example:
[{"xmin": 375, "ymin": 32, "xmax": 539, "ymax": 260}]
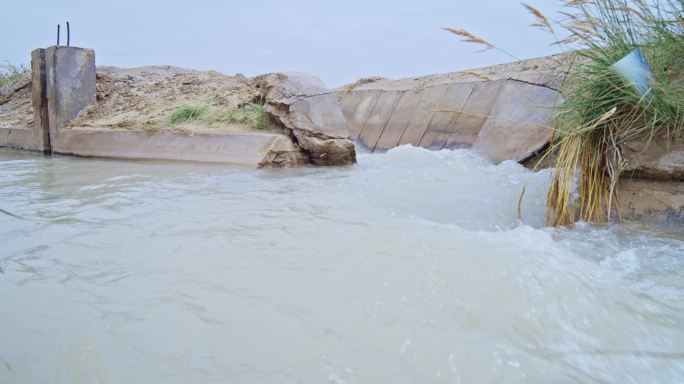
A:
[
  {"xmin": 0, "ymin": 61, "xmax": 29, "ymax": 87},
  {"xmin": 208, "ymin": 103, "xmax": 273, "ymax": 129},
  {"xmin": 544, "ymin": 0, "xmax": 684, "ymax": 226},
  {"xmin": 446, "ymin": 0, "xmax": 684, "ymax": 226},
  {"xmin": 169, "ymin": 105, "xmax": 207, "ymax": 124},
  {"xmin": 168, "ymin": 102, "xmax": 274, "ymax": 130}
]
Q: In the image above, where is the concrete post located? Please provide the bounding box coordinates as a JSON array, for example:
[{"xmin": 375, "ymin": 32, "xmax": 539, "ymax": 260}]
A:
[
  {"xmin": 44, "ymin": 46, "xmax": 96, "ymax": 148},
  {"xmin": 30, "ymin": 48, "xmax": 50, "ymax": 153}
]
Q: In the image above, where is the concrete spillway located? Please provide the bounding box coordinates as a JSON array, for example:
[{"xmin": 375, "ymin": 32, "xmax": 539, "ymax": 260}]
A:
[{"xmin": 335, "ymin": 54, "xmax": 569, "ymax": 163}]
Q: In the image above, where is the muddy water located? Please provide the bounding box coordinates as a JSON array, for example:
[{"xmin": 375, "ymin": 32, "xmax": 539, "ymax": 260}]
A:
[{"xmin": 1, "ymin": 146, "xmax": 683, "ymax": 383}]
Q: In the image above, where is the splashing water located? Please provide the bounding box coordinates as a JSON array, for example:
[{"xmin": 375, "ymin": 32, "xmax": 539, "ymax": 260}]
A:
[{"xmin": 1, "ymin": 146, "xmax": 683, "ymax": 383}]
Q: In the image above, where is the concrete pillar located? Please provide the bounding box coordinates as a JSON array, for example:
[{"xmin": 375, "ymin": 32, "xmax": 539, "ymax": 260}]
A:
[
  {"xmin": 30, "ymin": 48, "xmax": 50, "ymax": 153},
  {"xmin": 44, "ymin": 46, "xmax": 96, "ymax": 148}
]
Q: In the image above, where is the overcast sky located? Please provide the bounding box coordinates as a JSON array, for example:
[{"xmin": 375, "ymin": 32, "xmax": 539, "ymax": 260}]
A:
[{"xmin": 2, "ymin": 0, "xmax": 564, "ymax": 87}]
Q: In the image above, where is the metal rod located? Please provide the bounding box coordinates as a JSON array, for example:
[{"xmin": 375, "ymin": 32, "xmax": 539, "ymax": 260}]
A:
[
  {"xmin": 57, "ymin": 24, "xmax": 60, "ymax": 47},
  {"xmin": 66, "ymin": 21, "xmax": 70, "ymax": 46}
]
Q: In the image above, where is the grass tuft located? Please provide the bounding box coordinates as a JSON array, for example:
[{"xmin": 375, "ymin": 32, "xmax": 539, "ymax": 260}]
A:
[
  {"xmin": 168, "ymin": 105, "xmax": 206, "ymax": 124},
  {"xmin": 169, "ymin": 102, "xmax": 275, "ymax": 131},
  {"xmin": 208, "ymin": 103, "xmax": 274, "ymax": 130}
]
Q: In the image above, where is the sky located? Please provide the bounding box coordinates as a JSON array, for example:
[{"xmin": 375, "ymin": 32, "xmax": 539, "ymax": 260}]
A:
[{"xmin": 2, "ymin": 0, "xmax": 565, "ymax": 87}]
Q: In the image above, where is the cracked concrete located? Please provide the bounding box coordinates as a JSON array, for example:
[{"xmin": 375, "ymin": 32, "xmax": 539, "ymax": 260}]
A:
[{"xmin": 253, "ymin": 72, "xmax": 356, "ymax": 166}]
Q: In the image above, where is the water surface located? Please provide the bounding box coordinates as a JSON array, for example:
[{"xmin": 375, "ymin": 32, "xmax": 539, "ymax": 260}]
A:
[{"xmin": 1, "ymin": 146, "xmax": 683, "ymax": 383}]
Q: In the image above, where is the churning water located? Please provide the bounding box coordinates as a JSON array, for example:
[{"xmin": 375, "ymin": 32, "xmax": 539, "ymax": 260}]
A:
[{"xmin": 1, "ymin": 146, "xmax": 683, "ymax": 383}]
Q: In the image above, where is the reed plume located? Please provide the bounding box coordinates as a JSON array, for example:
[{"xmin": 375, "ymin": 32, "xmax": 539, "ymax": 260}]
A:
[
  {"xmin": 522, "ymin": 3, "xmax": 555, "ymax": 33},
  {"xmin": 442, "ymin": 28, "xmax": 520, "ymax": 60},
  {"xmin": 442, "ymin": 28, "xmax": 494, "ymax": 49}
]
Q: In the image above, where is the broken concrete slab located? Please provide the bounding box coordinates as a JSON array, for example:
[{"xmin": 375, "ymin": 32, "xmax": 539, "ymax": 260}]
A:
[{"xmin": 254, "ymin": 72, "xmax": 356, "ymax": 166}]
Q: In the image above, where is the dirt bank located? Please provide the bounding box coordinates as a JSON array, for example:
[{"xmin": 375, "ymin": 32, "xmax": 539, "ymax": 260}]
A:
[
  {"xmin": 0, "ymin": 74, "xmax": 32, "ymax": 130},
  {"xmin": 69, "ymin": 66, "xmax": 271, "ymax": 135}
]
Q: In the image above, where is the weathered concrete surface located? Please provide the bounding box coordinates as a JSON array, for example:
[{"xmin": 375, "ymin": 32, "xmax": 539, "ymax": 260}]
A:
[
  {"xmin": 335, "ymin": 54, "xmax": 571, "ymax": 162},
  {"xmin": 397, "ymin": 86, "xmax": 450, "ymax": 148},
  {"xmin": 254, "ymin": 72, "xmax": 356, "ymax": 165},
  {"xmin": 357, "ymin": 91, "xmax": 402, "ymax": 151},
  {"xmin": 0, "ymin": 47, "xmax": 97, "ymax": 154},
  {"xmin": 613, "ymin": 137, "xmax": 684, "ymax": 227},
  {"xmin": 471, "ymin": 80, "xmax": 561, "ymax": 163},
  {"xmin": 621, "ymin": 138, "xmax": 684, "ymax": 181},
  {"xmin": 31, "ymin": 48, "xmax": 50, "ymax": 152},
  {"xmin": 417, "ymin": 83, "xmax": 473, "ymax": 149},
  {"xmin": 0, "ymin": 128, "xmax": 33, "ymax": 150},
  {"xmin": 446, "ymin": 81, "xmax": 504, "ymax": 150},
  {"xmin": 52, "ymin": 129, "xmax": 304, "ymax": 167},
  {"xmin": 45, "ymin": 46, "xmax": 97, "ymax": 149},
  {"xmin": 618, "ymin": 179, "xmax": 684, "ymax": 229},
  {"xmin": 0, "ymin": 126, "xmax": 307, "ymax": 167}
]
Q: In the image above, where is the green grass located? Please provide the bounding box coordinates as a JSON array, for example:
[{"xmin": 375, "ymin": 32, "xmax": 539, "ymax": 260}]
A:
[
  {"xmin": 169, "ymin": 102, "xmax": 275, "ymax": 130},
  {"xmin": 168, "ymin": 105, "xmax": 207, "ymax": 124},
  {"xmin": 0, "ymin": 61, "xmax": 29, "ymax": 88},
  {"xmin": 207, "ymin": 103, "xmax": 274, "ymax": 130}
]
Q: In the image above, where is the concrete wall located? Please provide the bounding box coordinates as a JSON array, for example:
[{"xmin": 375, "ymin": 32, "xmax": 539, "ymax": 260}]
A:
[
  {"xmin": 336, "ymin": 79, "xmax": 561, "ymax": 163},
  {"xmin": 52, "ymin": 129, "xmax": 301, "ymax": 166},
  {"xmin": 334, "ymin": 54, "xmax": 574, "ymax": 163},
  {"xmin": 0, "ymin": 124, "xmax": 305, "ymax": 167},
  {"xmin": 0, "ymin": 128, "xmax": 34, "ymax": 150},
  {"xmin": 618, "ymin": 179, "xmax": 684, "ymax": 229}
]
